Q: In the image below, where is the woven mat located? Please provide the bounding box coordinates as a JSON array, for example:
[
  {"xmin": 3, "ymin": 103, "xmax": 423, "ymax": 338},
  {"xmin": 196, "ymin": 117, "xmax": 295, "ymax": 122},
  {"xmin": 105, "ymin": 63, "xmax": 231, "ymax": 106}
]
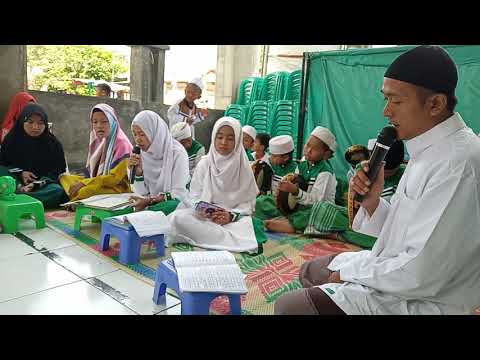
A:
[{"xmin": 44, "ymin": 209, "xmax": 360, "ymax": 315}]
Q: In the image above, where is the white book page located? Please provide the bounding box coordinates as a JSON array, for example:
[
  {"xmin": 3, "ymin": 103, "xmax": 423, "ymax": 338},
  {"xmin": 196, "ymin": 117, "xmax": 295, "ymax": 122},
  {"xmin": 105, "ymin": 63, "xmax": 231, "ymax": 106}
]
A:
[
  {"xmin": 176, "ymin": 264, "xmax": 247, "ymax": 293},
  {"xmin": 124, "ymin": 210, "xmax": 170, "ymax": 237},
  {"xmin": 171, "ymin": 251, "xmax": 236, "ymax": 268},
  {"xmin": 83, "ymin": 193, "xmax": 134, "ymax": 208}
]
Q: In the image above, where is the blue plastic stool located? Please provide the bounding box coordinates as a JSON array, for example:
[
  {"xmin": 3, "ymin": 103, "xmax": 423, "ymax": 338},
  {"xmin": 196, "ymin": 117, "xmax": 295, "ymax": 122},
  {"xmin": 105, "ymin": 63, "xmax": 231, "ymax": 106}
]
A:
[
  {"xmin": 99, "ymin": 219, "xmax": 165, "ymax": 265},
  {"xmin": 152, "ymin": 258, "xmax": 243, "ymax": 315}
]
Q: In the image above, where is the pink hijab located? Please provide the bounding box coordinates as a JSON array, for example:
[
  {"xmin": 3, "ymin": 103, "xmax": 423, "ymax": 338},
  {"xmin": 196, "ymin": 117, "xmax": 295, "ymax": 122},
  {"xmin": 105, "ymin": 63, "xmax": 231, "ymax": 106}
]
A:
[{"xmin": 86, "ymin": 103, "xmax": 133, "ymax": 177}]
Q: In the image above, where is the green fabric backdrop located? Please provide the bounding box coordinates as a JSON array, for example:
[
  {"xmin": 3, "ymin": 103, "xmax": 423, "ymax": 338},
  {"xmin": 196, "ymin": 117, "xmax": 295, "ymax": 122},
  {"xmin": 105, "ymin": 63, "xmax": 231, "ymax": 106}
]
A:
[{"xmin": 304, "ymin": 45, "xmax": 480, "ymax": 179}]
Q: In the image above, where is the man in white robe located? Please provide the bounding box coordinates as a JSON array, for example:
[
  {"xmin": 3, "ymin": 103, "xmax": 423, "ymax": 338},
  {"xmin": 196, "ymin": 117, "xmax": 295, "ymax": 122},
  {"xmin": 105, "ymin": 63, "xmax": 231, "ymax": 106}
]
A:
[{"xmin": 275, "ymin": 45, "xmax": 480, "ymax": 315}]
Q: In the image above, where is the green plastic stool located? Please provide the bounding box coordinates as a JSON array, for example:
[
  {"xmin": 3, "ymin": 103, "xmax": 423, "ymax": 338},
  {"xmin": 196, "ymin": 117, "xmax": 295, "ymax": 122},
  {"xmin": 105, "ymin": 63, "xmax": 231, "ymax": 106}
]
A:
[
  {"xmin": 0, "ymin": 194, "xmax": 45, "ymax": 233},
  {"xmin": 74, "ymin": 205, "xmax": 134, "ymax": 231}
]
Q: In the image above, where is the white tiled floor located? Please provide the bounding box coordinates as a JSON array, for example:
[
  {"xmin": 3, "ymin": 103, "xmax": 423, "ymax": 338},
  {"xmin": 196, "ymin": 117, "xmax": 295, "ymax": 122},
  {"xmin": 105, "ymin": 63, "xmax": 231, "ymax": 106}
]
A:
[
  {"xmin": 88, "ymin": 271, "xmax": 181, "ymax": 315},
  {"xmin": 0, "ymin": 253, "xmax": 81, "ymax": 303},
  {"xmin": 0, "ymin": 281, "xmax": 137, "ymax": 315},
  {"xmin": 0, "ymin": 228, "xmax": 182, "ymax": 315},
  {"xmin": 20, "ymin": 227, "xmax": 76, "ymax": 252},
  {"xmin": 48, "ymin": 245, "xmax": 118, "ymax": 279},
  {"xmin": 0, "ymin": 234, "xmax": 37, "ymax": 261}
]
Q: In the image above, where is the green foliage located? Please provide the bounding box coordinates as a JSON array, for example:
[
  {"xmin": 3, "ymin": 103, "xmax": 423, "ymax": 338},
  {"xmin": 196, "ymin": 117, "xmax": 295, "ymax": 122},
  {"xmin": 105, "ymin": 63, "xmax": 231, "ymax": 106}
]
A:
[{"xmin": 27, "ymin": 45, "xmax": 128, "ymax": 95}]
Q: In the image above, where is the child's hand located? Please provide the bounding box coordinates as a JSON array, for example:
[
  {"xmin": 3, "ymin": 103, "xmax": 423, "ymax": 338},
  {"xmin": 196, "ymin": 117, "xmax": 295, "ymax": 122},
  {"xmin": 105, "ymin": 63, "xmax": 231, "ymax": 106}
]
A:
[
  {"xmin": 278, "ymin": 181, "xmax": 299, "ymax": 195},
  {"xmin": 211, "ymin": 210, "xmax": 232, "ymax": 225}
]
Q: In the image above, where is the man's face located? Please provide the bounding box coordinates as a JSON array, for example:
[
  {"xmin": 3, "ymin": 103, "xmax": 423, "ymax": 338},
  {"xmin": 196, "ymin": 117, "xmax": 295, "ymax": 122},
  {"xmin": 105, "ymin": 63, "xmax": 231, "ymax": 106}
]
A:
[{"xmin": 382, "ymin": 77, "xmax": 431, "ymax": 140}]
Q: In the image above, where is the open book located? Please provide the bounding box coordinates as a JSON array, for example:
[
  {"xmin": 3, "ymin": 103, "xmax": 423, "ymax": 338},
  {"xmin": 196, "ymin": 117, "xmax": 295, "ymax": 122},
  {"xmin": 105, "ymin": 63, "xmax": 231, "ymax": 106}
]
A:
[
  {"xmin": 171, "ymin": 251, "xmax": 248, "ymax": 294},
  {"xmin": 61, "ymin": 193, "xmax": 135, "ymax": 210},
  {"xmin": 107, "ymin": 210, "xmax": 170, "ymax": 237}
]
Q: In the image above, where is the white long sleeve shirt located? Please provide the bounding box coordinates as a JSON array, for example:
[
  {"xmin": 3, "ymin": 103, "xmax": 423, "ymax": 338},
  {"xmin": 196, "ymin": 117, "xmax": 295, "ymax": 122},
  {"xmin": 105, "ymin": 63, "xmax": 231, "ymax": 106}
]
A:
[
  {"xmin": 131, "ymin": 149, "xmax": 190, "ymax": 203},
  {"xmin": 180, "ymin": 157, "xmax": 255, "ymax": 215},
  {"xmin": 167, "ymin": 99, "xmax": 205, "ymax": 140},
  {"xmin": 318, "ymin": 113, "xmax": 480, "ymax": 315}
]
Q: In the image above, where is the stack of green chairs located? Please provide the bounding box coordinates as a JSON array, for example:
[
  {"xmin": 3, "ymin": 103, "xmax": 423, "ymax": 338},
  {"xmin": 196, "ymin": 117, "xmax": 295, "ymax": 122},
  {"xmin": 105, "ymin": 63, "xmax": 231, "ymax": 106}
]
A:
[
  {"xmin": 246, "ymin": 100, "xmax": 271, "ymax": 134},
  {"xmin": 236, "ymin": 77, "xmax": 264, "ymax": 105},
  {"xmin": 224, "ymin": 104, "xmax": 249, "ymax": 126},
  {"xmin": 284, "ymin": 70, "xmax": 302, "ymax": 101},
  {"xmin": 259, "ymin": 72, "xmax": 289, "ymax": 102},
  {"xmin": 269, "ymin": 100, "xmax": 300, "ymax": 157}
]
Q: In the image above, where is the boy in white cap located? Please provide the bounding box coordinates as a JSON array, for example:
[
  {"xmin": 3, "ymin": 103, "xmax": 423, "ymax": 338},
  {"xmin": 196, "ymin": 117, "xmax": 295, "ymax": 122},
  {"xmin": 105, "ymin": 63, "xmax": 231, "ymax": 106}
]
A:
[
  {"xmin": 242, "ymin": 125, "xmax": 257, "ymax": 161},
  {"xmin": 255, "ymin": 135, "xmax": 298, "ymax": 217},
  {"xmin": 167, "ymin": 77, "xmax": 207, "ymax": 140},
  {"xmin": 264, "ymin": 126, "xmax": 338, "ymax": 234},
  {"xmin": 170, "ymin": 122, "xmax": 205, "ymax": 178}
]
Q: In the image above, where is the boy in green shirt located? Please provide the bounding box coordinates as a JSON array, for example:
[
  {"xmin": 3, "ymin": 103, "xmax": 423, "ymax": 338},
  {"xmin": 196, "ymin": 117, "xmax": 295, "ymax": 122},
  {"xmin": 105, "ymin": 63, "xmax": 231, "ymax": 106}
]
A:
[{"xmin": 260, "ymin": 127, "xmax": 338, "ymax": 234}]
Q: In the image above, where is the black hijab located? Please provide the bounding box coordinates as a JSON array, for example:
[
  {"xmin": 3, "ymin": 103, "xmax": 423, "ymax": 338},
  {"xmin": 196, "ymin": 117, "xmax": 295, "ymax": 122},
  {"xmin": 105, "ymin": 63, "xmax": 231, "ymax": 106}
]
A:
[{"xmin": 0, "ymin": 103, "xmax": 66, "ymax": 180}]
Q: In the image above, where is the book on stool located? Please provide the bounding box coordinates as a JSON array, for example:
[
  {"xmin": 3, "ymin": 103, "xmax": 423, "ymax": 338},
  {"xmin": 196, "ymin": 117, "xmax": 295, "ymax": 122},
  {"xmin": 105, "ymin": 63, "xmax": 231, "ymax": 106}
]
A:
[{"xmin": 171, "ymin": 251, "xmax": 247, "ymax": 294}]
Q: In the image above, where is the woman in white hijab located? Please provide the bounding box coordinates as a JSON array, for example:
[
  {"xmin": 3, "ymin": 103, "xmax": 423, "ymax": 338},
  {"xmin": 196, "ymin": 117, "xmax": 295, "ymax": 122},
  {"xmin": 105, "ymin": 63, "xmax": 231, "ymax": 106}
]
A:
[
  {"xmin": 128, "ymin": 110, "xmax": 189, "ymax": 214},
  {"xmin": 167, "ymin": 117, "xmax": 267, "ymax": 253}
]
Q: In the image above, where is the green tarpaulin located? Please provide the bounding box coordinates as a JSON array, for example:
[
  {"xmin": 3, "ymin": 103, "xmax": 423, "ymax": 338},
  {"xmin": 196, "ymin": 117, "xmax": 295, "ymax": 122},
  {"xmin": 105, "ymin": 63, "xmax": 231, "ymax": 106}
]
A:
[{"xmin": 304, "ymin": 45, "xmax": 480, "ymax": 179}]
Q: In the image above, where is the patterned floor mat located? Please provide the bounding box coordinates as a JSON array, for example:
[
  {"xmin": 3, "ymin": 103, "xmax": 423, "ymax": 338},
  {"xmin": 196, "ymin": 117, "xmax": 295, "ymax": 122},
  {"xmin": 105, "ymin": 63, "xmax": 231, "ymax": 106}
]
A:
[{"xmin": 44, "ymin": 209, "xmax": 361, "ymax": 315}]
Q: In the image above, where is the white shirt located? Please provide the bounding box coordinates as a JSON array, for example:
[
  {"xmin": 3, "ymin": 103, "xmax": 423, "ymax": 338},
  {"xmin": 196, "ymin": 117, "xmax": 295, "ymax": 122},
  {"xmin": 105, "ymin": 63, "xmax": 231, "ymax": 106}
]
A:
[
  {"xmin": 252, "ymin": 152, "xmax": 270, "ymax": 165},
  {"xmin": 319, "ymin": 113, "xmax": 480, "ymax": 315},
  {"xmin": 181, "ymin": 157, "xmax": 255, "ymax": 215},
  {"xmin": 131, "ymin": 149, "xmax": 190, "ymax": 202},
  {"xmin": 167, "ymin": 99, "xmax": 205, "ymax": 140}
]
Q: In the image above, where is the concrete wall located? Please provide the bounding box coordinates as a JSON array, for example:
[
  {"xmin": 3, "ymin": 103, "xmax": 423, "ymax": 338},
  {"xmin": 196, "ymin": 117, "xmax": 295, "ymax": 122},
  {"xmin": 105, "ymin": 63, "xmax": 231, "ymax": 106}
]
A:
[
  {"xmin": 30, "ymin": 91, "xmax": 224, "ymax": 170},
  {"xmin": 215, "ymin": 45, "xmax": 261, "ymax": 109},
  {"xmin": 0, "ymin": 46, "xmax": 27, "ymax": 120},
  {"xmin": 30, "ymin": 91, "xmax": 141, "ymax": 169},
  {"xmin": 1, "ymin": 45, "xmax": 225, "ymax": 171}
]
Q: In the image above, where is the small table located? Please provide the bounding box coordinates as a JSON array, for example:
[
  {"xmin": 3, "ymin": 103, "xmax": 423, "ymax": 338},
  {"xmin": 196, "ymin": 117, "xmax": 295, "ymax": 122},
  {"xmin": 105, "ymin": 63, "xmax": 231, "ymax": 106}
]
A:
[
  {"xmin": 99, "ymin": 218, "xmax": 165, "ymax": 265},
  {"xmin": 152, "ymin": 258, "xmax": 243, "ymax": 315},
  {"xmin": 74, "ymin": 205, "xmax": 133, "ymax": 231},
  {"xmin": 0, "ymin": 194, "xmax": 45, "ymax": 233}
]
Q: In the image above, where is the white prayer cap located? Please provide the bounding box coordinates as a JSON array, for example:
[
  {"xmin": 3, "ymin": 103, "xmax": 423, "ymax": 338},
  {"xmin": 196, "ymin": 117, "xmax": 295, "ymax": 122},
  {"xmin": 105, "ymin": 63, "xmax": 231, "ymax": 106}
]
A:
[
  {"xmin": 242, "ymin": 125, "xmax": 257, "ymax": 141},
  {"xmin": 171, "ymin": 122, "xmax": 192, "ymax": 141},
  {"xmin": 311, "ymin": 126, "xmax": 337, "ymax": 152},
  {"xmin": 189, "ymin": 77, "xmax": 204, "ymax": 91},
  {"xmin": 269, "ymin": 135, "xmax": 294, "ymax": 155},
  {"xmin": 367, "ymin": 138, "xmax": 377, "ymax": 151}
]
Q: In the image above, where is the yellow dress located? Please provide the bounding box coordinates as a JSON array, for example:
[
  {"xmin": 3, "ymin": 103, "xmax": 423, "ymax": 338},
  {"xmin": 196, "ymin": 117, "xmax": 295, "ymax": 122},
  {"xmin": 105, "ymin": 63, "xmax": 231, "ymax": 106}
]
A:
[{"xmin": 60, "ymin": 159, "xmax": 131, "ymax": 201}]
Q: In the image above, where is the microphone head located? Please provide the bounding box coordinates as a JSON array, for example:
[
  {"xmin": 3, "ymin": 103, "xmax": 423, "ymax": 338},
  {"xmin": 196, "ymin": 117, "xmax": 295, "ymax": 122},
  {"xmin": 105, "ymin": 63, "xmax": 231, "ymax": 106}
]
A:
[
  {"xmin": 377, "ymin": 126, "xmax": 398, "ymax": 147},
  {"xmin": 133, "ymin": 145, "xmax": 141, "ymax": 154}
]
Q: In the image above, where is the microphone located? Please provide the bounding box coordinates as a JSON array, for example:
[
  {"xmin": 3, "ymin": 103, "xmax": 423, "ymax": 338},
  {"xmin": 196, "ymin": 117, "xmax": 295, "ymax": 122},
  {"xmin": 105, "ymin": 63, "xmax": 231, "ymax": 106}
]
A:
[
  {"xmin": 354, "ymin": 126, "xmax": 398, "ymax": 202},
  {"xmin": 129, "ymin": 145, "xmax": 141, "ymax": 184}
]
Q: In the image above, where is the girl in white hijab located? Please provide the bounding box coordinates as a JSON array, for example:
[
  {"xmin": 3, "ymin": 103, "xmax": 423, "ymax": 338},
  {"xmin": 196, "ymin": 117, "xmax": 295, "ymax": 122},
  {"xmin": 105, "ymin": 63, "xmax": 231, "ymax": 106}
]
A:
[
  {"xmin": 167, "ymin": 116, "xmax": 267, "ymax": 253},
  {"xmin": 128, "ymin": 110, "xmax": 189, "ymax": 214}
]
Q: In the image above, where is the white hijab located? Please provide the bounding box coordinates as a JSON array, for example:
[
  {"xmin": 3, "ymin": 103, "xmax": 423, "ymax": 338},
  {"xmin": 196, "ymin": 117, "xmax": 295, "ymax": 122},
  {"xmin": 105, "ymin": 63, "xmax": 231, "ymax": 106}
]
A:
[
  {"xmin": 131, "ymin": 110, "xmax": 186, "ymax": 195},
  {"xmin": 201, "ymin": 117, "xmax": 259, "ymax": 209}
]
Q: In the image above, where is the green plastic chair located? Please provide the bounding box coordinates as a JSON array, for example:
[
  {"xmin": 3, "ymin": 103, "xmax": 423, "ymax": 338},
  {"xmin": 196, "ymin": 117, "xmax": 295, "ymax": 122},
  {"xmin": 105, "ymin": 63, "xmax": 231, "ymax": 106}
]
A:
[
  {"xmin": 0, "ymin": 194, "xmax": 45, "ymax": 233},
  {"xmin": 285, "ymin": 70, "xmax": 302, "ymax": 101},
  {"xmin": 246, "ymin": 101, "xmax": 271, "ymax": 134},
  {"xmin": 260, "ymin": 72, "xmax": 289, "ymax": 102},
  {"xmin": 224, "ymin": 104, "xmax": 249, "ymax": 126},
  {"xmin": 237, "ymin": 77, "xmax": 264, "ymax": 105}
]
